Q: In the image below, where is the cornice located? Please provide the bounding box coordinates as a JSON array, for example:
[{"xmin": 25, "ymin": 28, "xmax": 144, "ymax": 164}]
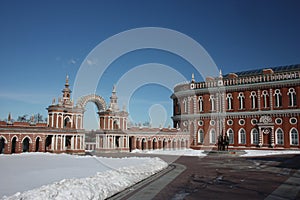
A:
[{"xmin": 172, "ymin": 109, "xmax": 300, "ymax": 120}]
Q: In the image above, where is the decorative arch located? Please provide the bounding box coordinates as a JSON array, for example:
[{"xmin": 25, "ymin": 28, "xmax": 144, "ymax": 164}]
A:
[
  {"xmin": 251, "ymin": 128, "xmax": 259, "ymax": 145},
  {"xmin": 290, "ymin": 128, "xmax": 299, "ymax": 145},
  {"xmin": 209, "ymin": 129, "xmax": 216, "ymax": 144},
  {"xmin": 21, "ymin": 136, "xmax": 32, "ymax": 143},
  {"xmin": 35, "ymin": 136, "xmax": 42, "ymax": 142},
  {"xmin": 227, "ymin": 128, "xmax": 234, "ymax": 144},
  {"xmin": 238, "ymin": 128, "xmax": 246, "ymax": 144},
  {"xmin": 64, "ymin": 116, "xmax": 72, "ymax": 128},
  {"xmin": 0, "ymin": 135, "xmax": 8, "ymax": 144},
  {"xmin": 11, "ymin": 135, "xmax": 19, "ymax": 142},
  {"xmin": 76, "ymin": 94, "xmax": 107, "ymax": 111},
  {"xmin": 275, "ymin": 128, "xmax": 284, "ymax": 145},
  {"xmin": 197, "ymin": 129, "xmax": 204, "ymax": 144}
]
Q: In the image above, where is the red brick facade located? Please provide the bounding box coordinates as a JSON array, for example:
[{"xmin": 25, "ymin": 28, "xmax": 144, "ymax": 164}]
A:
[{"xmin": 172, "ymin": 65, "xmax": 300, "ymax": 150}]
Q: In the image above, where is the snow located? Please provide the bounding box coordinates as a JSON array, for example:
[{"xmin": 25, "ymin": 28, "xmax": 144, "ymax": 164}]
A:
[
  {"xmin": 0, "ymin": 153, "xmax": 167, "ymax": 200},
  {"xmin": 1, "ymin": 149, "xmax": 300, "ymax": 199},
  {"xmin": 132, "ymin": 148, "xmax": 207, "ymax": 157},
  {"xmin": 241, "ymin": 150, "xmax": 300, "ymax": 157}
]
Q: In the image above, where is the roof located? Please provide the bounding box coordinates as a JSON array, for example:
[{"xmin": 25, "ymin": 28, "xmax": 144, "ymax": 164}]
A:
[{"xmin": 224, "ymin": 64, "xmax": 300, "ymax": 78}]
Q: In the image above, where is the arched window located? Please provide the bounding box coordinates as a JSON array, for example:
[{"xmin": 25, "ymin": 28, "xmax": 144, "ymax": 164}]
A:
[
  {"xmin": 238, "ymin": 92, "xmax": 245, "ymax": 110},
  {"xmin": 274, "ymin": 89, "xmax": 282, "ymax": 108},
  {"xmin": 0, "ymin": 137, "xmax": 6, "ymax": 154},
  {"xmin": 251, "ymin": 128, "xmax": 259, "ymax": 145},
  {"xmin": 209, "ymin": 129, "xmax": 216, "ymax": 144},
  {"xmin": 250, "ymin": 91, "xmax": 257, "ymax": 109},
  {"xmin": 22, "ymin": 137, "xmax": 30, "ymax": 152},
  {"xmin": 261, "ymin": 90, "xmax": 269, "ymax": 108},
  {"xmin": 227, "ymin": 128, "xmax": 234, "ymax": 144},
  {"xmin": 275, "ymin": 128, "xmax": 284, "ymax": 145},
  {"xmin": 183, "ymin": 98, "xmax": 188, "ymax": 113},
  {"xmin": 198, "ymin": 96, "xmax": 203, "ymax": 112},
  {"xmin": 290, "ymin": 128, "xmax": 299, "ymax": 145},
  {"xmin": 226, "ymin": 93, "xmax": 233, "ymax": 110},
  {"xmin": 288, "ymin": 88, "xmax": 297, "ymax": 107},
  {"xmin": 64, "ymin": 117, "xmax": 70, "ymax": 128},
  {"xmin": 198, "ymin": 129, "xmax": 204, "ymax": 144},
  {"xmin": 238, "ymin": 128, "xmax": 246, "ymax": 144},
  {"xmin": 209, "ymin": 95, "xmax": 215, "ymax": 111}
]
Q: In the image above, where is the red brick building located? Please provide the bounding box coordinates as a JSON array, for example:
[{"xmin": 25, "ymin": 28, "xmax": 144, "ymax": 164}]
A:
[
  {"xmin": 0, "ymin": 76, "xmax": 85, "ymax": 154},
  {"xmin": 172, "ymin": 64, "xmax": 300, "ymax": 150}
]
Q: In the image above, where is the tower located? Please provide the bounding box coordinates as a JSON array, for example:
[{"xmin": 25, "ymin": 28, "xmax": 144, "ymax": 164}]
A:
[
  {"xmin": 46, "ymin": 76, "xmax": 82, "ymax": 129},
  {"xmin": 62, "ymin": 75, "xmax": 72, "ymax": 107},
  {"xmin": 98, "ymin": 85, "xmax": 128, "ymax": 131},
  {"xmin": 108, "ymin": 85, "xmax": 119, "ymax": 112}
]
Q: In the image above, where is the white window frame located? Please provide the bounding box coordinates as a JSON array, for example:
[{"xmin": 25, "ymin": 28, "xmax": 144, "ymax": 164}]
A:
[{"xmin": 238, "ymin": 128, "xmax": 246, "ymax": 144}]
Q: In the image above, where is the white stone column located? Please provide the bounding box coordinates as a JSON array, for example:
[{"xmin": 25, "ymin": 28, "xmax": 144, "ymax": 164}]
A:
[
  {"xmin": 61, "ymin": 115, "xmax": 63, "ymax": 128},
  {"xmin": 60, "ymin": 136, "xmax": 62, "ymax": 150},
  {"xmin": 75, "ymin": 135, "xmax": 78, "ymax": 150},
  {"xmin": 113, "ymin": 136, "xmax": 115, "ymax": 149},
  {"xmin": 126, "ymin": 136, "xmax": 129, "ymax": 148},
  {"xmin": 51, "ymin": 114, "xmax": 54, "ymax": 127},
  {"xmin": 56, "ymin": 114, "xmax": 59, "ymax": 128},
  {"xmin": 71, "ymin": 136, "xmax": 74, "ymax": 150},
  {"xmin": 104, "ymin": 117, "xmax": 106, "ymax": 130},
  {"xmin": 55, "ymin": 135, "xmax": 58, "ymax": 150},
  {"xmin": 258, "ymin": 127, "xmax": 263, "ymax": 147}
]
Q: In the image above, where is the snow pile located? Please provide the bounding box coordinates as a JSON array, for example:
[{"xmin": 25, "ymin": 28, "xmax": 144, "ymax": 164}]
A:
[
  {"xmin": 132, "ymin": 148, "xmax": 207, "ymax": 157},
  {"xmin": 0, "ymin": 153, "xmax": 167, "ymax": 200},
  {"xmin": 241, "ymin": 150, "xmax": 300, "ymax": 157}
]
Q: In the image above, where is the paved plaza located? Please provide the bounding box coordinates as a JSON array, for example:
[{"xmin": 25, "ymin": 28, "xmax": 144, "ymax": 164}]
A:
[{"xmin": 93, "ymin": 152, "xmax": 300, "ymax": 200}]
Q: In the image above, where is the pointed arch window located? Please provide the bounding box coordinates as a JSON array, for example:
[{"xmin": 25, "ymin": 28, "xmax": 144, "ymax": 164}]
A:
[
  {"xmin": 288, "ymin": 88, "xmax": 297, "ymax": 107},
  {"xmin": 209, "ymin": 95, "xmax": 215, "ymax": 111},
  {"xmin": 226, "ymin": 93, "xmax": 233, "ymax": 110},
  {"xmin": 275, "ymin": 128, "xmax": 284, "ymax": 145},
  {"xmin": 250, "ymin": 91, "xmax": 257, "ymax": 109},
  {"xmin": 238, "ymin": 128, "xmax": 246, "ymax": 144},
  {"xmin": 261, "ymin": 90, "xmax": 269, "ymax": 108},
  {"xmin": 251, "ymin": 128, "xmax": 259, "ymax": 145},
  {"xmin": 274, "ymin": 89, "xmax": 282, "ymax": 108},
  {"xmin": 238, "ymin": 92, "xmax": 245, "ymax": 109},
  {"xmin": 227, "ymin": 128, "xmax": 234, "ymax": 144},
  {"xmin": 198, "ymin": 129, "xmax": 204, "ymax": 144},
  {"xmin": 290, "ymin": 128, "xmax": 299, "ymax": 145},
  {"xmin": 209, "ymin": 129, "xmax": 216, "ymax": 144},
  {"xmin": 198, "ymin": 96, "xmax": 203, "ymax": 112}
]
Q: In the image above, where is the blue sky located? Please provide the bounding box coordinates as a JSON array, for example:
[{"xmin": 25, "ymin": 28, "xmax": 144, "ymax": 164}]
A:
[{"xmin": 0, "ymin": 0, "xmax": 300, "ymax": 129}]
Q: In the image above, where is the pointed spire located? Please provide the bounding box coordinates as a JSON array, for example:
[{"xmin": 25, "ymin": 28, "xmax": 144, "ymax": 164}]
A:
[
  {"xmin": 62, "ymin": 75, "xmax": 72, "ymax": 105},
  {"xmin": 109, "ymin": 84, "xmax": 119, "ymax": 112},
  {"xmin": 191, "ymin": 73, "xmax": 195, "ymax": 83},
  {"xmin": 219, "ymin": 69, "xmax": 223, "ymax": 78},
  {"xmin": 7, "ymin": 112, "xmax": 11, "ymax": 122},
  {"xmin": 65, "ymin": 75, "xmax": 69, "ymax": 87}
]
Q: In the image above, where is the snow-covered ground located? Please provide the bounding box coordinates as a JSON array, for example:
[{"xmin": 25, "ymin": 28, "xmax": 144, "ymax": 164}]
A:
[
  {"xmin": 1, "ymin": 149, "xmax": 300, "ymax": 199},
  {"xmin": 132, "ymin": 148, "xmax": 207, "ymax": 157},
  {"xmin": 0, "ymin": 153, "xmax": 167, "ymax": 200},
  {"xmin": 241, "ymin": 150, "xmax": 300, "ymax": 157}
]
